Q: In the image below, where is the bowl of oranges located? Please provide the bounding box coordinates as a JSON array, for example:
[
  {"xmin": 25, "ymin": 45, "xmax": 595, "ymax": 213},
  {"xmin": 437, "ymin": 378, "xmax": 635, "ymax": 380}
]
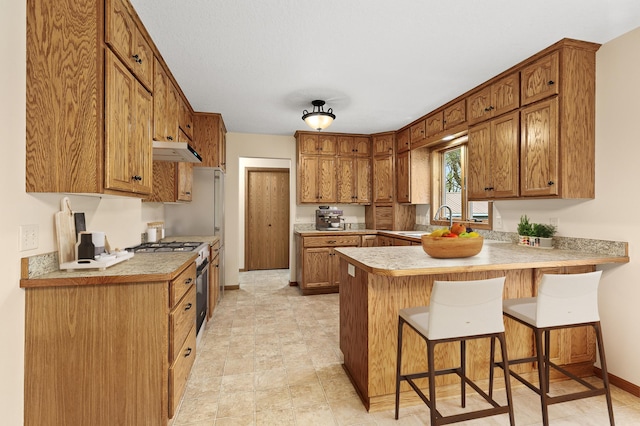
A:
[{"xmin": 421, "ymin": 223, "xmax": 483, "ymax": 258}]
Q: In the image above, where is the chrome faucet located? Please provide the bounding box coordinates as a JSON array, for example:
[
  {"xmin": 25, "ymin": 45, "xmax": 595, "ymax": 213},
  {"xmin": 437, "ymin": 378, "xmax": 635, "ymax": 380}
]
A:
[{"xmin": 435, "ymin": 205, "xmax": 453, "ymax": 228}]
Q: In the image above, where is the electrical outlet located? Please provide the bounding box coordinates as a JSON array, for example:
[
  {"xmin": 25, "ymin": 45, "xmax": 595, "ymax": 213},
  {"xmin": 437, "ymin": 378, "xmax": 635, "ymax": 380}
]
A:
[
  {"xmin": 494, "ymin": 216, "xmax": 503, "ymax": 229},
  {"xmin": 20, "ymin": 224, "xmax": 39, "ymax": 251},
  {"xmin": 550, "ymin": 217, "xmax": 559, "ymax": 232}
]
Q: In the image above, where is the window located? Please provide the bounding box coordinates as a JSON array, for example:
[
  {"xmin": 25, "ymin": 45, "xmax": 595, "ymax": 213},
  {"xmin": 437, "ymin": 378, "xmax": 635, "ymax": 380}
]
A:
[{"xmin": 431, "ymin": 135, "xmax": 492, "ymax": 229}]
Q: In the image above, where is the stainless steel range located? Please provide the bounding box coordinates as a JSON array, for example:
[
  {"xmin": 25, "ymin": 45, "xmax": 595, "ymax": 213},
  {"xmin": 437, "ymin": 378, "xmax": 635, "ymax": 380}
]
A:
[{"xmin": 127, "ymin": 241, "xmax": 210, "ymax": 345}]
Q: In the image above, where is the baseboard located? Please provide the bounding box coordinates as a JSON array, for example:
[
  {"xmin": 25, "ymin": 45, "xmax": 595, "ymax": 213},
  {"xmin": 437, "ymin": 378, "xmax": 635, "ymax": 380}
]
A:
[
  {"xmin": 289, "ymin": 281, "xmax": 298, "ymax": 287},
  {"xmin": 594, "ymin": 366, "xmax": 640, "ymax": 397},
  {"xmin": 224, "ymin": 285, "xmax": 239, "ymax": 290}
]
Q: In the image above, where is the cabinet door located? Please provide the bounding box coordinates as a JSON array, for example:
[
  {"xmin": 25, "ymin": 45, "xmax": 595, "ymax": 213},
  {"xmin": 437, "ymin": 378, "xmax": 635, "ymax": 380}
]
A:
[
  {"xmin": 372, "ymin": 134, "xmax": 394, "ymax": 156},
  {"xmin": 179, "ymin": 98, "xmax": 194, "ymax": 140},
  {"xmin": 298, "ymin": 155, "xmax": 319, "ymax": 203},
  {"xmin": 149, "ymin": 161, "xmax": 176, "ymax": 202},
  {"xmin": 396, "ymin": 150, "xmax": 410, "ymax": 203},
  {"xmin": 105, "ymin": 0, "xmax": 153, "ymax": 91},
  {"xmin": 443, "ymin": 99, "xmax": 466, "ymax": 129},
  {"xmin": 318, "ymin": 135, "xmax": 337, "ymax": 155},
  {"xmin": 105, "ymin": 51, "xmax": 151, "ymax": 194},
  {"xmin": 467, "ymin": 121, "xmax": 492, "ymax": 199},
  {"xmin": 490, "ymin": 111, "xmax": 519, "ymax": 198},
  {"xmin": 337, "ymin": 157, "xmax": 354, "ymax": 203},
  {"xmin": 303, "ymin": 248, "xmax": 332, "ymax": 288},
  {"xmin": 337, "ymin": 136, "xmax": 354, "ymax": 155},
  {"xmin": 521, "ymin": 51, "xmax": 559, "ymax": 106},
  {"xmin": 410, "ymin": 120, "xmax": 426, "ymax": 147},
  {"xmin": 396, "ymin": 128, "xmax": 410, "ymax": 153},
  {"xmin": 355, "ymin": 157, "xmax": 372, "ymax": 204},
  {"xmin": 373, "ymin": 155, "xmax": 394, "ymax": 203},
  {"xmin": 492, "ymin": 71, "xmax": 520, "ymax": 116},
  {"xmin": 426, "ymin": 112, "xmax": 444, "ymax": 137},
  {"xmin": 318, "ymin": 156, "xmax": 337, "ymax": 203},
  {"xmin": 353, "ymin": 136, "xmax": 371, "ymax": 157},
  {"xmin": 299, "ymin": 133, "xmax": 318, "ymax": 154},
  {"xmin": 467, "ymin": 87, "xmax": 492, "ymax": 126},
  {"xmin": 520, "ymin": 98, "xmax": 559, "ymax": 197},
  {"xmin": 153, "ymin": 59, "xmax": 169, "ymax": 141},
  {"xmin": 176, "ymin": 162, "xmax": 193, "ymax": 201}
]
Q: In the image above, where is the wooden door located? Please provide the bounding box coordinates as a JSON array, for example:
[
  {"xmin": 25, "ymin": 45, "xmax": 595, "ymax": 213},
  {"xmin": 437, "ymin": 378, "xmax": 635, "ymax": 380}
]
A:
[
  {"xmin": 355, "ymin": 157, "xmax": 372, "ymax": 204},
  {"xmin": 298, "ymin": 155, "xmax": 319, "ymax": 203},
  {"xmin": 521, "ymin": 51, "xmax": 559, "ymax": 106},
  {"xmin": 337, "ymin": 157, "xmax": 354, "ymax": 204},
  {"xmin": 373, "ymin": 155, "xmax": 393, "ymax": 202},
  {"xmin": 467, "ymin": 121, "xmax": 491, "ymax": 200},
  {"xmin": 396, "ymin": 150, "xmax": 410, "ymax": 203},
  {"xmin": 246, "ymin": 169, "xmax": 290, "ymax": 270},
  {"xmin": 490, "ymin": 111, "xmax": 519, "ymax": 198},
  {"xmin": 318, "ymin": 156, "xmax": 337, "ymax": 203},
  {"xmin": 132, "ymin": 80, "xmax": 153, "ymax": 194}
]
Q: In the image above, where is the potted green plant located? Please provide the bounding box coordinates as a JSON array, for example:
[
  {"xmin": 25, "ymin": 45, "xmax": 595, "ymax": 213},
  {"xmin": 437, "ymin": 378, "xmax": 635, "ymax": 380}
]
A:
[
  {"xmin": 532, "ymin": 223, "xmax": 557, "ymax": 248},
  {"xmin": 517, "ymin": 215, "xmax": 533, "ymax": 246}
]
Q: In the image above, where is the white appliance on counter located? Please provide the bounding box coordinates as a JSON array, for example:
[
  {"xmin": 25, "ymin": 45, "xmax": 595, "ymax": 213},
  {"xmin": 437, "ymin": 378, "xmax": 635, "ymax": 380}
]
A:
[{"xmin": 164, "ymin": 167, "xmax": 225, "ymax": 303}]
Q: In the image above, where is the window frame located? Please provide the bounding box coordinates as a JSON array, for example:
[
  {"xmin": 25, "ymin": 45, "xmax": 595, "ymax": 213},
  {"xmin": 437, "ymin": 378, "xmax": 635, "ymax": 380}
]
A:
[{"xmin": 430, "ymin": 135, "xmax": 493, "ymax": 230}]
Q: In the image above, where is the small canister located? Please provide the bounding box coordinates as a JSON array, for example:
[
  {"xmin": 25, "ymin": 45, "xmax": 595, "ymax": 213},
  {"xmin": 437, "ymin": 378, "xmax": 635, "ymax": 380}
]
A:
[{"xmin": 146, "ymin": 227, "xmax": 157, "ymax": 243}]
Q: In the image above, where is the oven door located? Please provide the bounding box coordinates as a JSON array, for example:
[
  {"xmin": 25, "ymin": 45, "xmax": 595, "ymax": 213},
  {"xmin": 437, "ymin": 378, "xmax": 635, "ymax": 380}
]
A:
[{"xmin": 195, "ymin": 258, "xmax": 209, "ymax": 343}]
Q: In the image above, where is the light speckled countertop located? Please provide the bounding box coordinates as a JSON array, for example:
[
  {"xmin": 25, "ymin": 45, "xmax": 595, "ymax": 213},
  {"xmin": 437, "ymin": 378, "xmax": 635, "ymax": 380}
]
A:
[
  {"xmin": 20, "ymin": 235, "xmax": 219, "ymax": 288},
  {"xmin": 335, "ymin": 240, "xmax": 629, "ymax": 277}
]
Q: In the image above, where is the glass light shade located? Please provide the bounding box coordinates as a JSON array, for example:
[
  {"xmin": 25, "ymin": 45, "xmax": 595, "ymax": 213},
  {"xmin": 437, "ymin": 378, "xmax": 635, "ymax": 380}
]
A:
[{"xmin": 303, "ymin": 113, "xmax": 334, "ymax": 131}]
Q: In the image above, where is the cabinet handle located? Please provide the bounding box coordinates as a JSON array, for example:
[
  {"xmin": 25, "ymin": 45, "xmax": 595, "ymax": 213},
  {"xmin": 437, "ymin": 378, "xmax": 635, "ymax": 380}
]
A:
[
  {"xmin": 186, "ymin": 192, "xmax": 191, "ymax": 195},
  {"xmin": 132, "ymin": 54, "xmax": 142, "ymax": 64},
  {"xmin": 184, "ymin": 302, "xmax": 192, "ymax": 311},
  {"xmin": 484, "ymin": 106, "xmax": 495, "ymax": 112},
  {"xmin": 328, "ymin": 240, "xmax": 336, "ymax": 243},
  {"xmin": 132, "ymin": 175, "xmax": 142, "ymax": 181},
  {"xmin": 186, "ymin": 124, "xmax": 191, "ymax": 129},
  {"xmin": 548, "ymin": 80, "xmax": 555, "ymax": 85},
  {"xmin": 167, "ymin": 135, "xmax": 174, "ymax": 141},
  {"xmin": 548, "ymin": 180, "xmax": 555, "ymax": 186},
  {"xmin": 184, "ymin": 347, "xmax": 192, "ymax": 357},
  {"xmin": 184, "ymin": 278, "xmax": 193, "ymax": 285}
]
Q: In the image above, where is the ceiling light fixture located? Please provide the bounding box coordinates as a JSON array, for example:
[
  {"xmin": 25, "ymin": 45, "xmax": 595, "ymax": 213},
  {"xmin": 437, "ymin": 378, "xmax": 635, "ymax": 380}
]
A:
[{"xmin": 302, "ymin": 100, "xmax": 335, "ymax": 131}]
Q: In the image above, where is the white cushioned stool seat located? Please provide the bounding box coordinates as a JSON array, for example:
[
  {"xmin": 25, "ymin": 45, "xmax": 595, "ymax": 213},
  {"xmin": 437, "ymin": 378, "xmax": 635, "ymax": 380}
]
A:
[
  {"xmin": 395, "ymin": 277, "xmax": 515, "ymax": 425},
  {"xmin": 500, "ymin": 271, "xmax": 614, "ymax": 426}
]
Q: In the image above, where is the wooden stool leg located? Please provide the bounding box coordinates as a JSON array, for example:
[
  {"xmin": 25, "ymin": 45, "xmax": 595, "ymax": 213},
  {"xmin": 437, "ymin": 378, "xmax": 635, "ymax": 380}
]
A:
[
  {"xmin": 535, "ymin": 328, "xmax": 550, "ymax": 426},
  {"xmin": 594, "ymin": 322, "xmax": 616, "ymax": 425},
  {"xmin": 428, "ymin": 340, "xmax": 438, "ymax": 425},
  {"xmin": 395, "ymin": 318, "xmax": 404, "ymax": 420},
  {"xmin": 460, "ymin": 339, "xmax": 466, "ymax": 408},
  {"xmin": 498, "ymin": 333, "xmax": 516, "ymax": 426},
  {"xmin": 489, "ymin": 336, "xmax": 496, "ymax": 399}
]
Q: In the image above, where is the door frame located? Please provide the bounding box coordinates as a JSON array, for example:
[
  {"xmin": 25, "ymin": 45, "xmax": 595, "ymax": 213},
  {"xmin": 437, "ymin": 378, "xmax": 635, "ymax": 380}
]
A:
[{"xmin": 244, "ymin": 167, "xmax": 290, "ymax": 270}]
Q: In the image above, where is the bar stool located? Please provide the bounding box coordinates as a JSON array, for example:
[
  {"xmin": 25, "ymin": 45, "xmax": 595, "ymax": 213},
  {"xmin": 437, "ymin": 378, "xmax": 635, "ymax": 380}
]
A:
[
  {"xmin": 500, "ymin": 271, "xmax": 615, "ymax": 426},
  {"xmin": 395, "ymin": 277, "xmax": 515, "ymax": 425}
]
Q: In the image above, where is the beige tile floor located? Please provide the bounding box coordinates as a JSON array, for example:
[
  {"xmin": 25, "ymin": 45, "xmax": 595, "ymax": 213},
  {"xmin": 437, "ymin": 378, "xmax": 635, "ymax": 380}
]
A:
[{"xmin": 171, "ymin": 269, "xmax": 640, "ymax": 425}]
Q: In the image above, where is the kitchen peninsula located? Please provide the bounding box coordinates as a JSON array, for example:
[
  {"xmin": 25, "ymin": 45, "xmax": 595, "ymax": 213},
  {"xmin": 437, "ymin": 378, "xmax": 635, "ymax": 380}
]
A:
[{"xmin": 334, "ymin": 240, "xmax": 629, "ymax": 412}]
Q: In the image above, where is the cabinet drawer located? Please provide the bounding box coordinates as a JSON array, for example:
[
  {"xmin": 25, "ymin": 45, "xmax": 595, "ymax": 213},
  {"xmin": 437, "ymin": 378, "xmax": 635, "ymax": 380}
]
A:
[
  {"xmin": 170, "ymin": 262, "xmax": 196, "ymax": 307},
  {"xmin": 169, "ymin": 326, "xmax": 196, "ymax": 418},
  {"xmin": 303, "ymin": 235, "xmax": 360, "ymax": 247},
  {"xmin": 169, "ymin": 285, "xmax": 196, "ymax": 362}
]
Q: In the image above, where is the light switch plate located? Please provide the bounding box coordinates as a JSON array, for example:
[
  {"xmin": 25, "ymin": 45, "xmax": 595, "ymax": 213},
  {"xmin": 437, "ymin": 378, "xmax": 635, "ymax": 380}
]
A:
[{"xmin": 20, "ymin": 224, "xmax": 39, "ymax": 251}]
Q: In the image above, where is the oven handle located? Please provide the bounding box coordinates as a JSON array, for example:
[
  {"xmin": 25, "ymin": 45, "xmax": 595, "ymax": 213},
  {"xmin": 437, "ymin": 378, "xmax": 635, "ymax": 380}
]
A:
[{"xmin": 196, "ymin": 258, "xmax": 209, "ymax": 275}]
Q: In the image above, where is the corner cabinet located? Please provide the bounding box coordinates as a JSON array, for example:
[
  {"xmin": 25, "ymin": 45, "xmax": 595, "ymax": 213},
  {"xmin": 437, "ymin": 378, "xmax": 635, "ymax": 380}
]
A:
[
  {"xmin": 295, "ymin": 234, "xmax": 360, "ymax": 294},
  {"xmin": 26, "ymin": 0, "xmax": 155, "ymax": 196}
]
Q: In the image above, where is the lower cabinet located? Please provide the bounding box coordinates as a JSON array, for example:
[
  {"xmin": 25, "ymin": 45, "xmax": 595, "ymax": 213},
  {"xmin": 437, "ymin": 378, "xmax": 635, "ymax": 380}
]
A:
[
  {"xmin": 23, "ymin": 262, "xmax": 197, "ymax": 426},
  {"xmin": 208, "ymin": 240, "xmax": 221, "ymax": 319},
  {"xmin": 296, "ymin": 234, "xmax": 360, "ymax": 294}
]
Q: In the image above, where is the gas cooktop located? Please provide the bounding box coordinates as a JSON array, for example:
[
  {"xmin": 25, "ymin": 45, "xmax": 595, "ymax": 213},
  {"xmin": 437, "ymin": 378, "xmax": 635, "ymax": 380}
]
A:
[{"xmin": 126, "ymin": 241, "xmax": 205, "ymax": 253}]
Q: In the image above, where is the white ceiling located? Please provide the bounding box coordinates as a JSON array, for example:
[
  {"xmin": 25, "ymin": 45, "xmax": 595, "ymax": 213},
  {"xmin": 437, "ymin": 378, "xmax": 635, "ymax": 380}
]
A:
[{"xmin": 129, "ymin": 0, "xmax": 640, "ymax": 136}]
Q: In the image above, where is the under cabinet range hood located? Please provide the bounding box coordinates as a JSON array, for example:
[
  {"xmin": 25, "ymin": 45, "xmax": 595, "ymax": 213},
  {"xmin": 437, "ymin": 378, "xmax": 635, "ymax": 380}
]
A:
[{"xmin": 152, "ymin": 141, "xmax": 202, "ymax": 163}]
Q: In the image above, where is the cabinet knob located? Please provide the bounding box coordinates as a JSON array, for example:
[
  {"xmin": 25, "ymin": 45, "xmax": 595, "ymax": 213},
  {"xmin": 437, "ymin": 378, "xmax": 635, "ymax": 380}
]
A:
[
  {"xmin": 132, "ymin": 175, "xmax": 142, "ymax": 181},
  {"xmin": 184, "ymin": 278, "xmax": 193, "ymax": 285},
  {"xmin": 548, "ymin": 180, "xmax": 555, "ymax": 186},
  {"xmin": 167, "ymin": 135, "xmax": 174, "ymax": 141},
  {"xmin": 184, "ymin": 302, "xmax": 192, "ymax": 311},
  {"xmin": 131, "ymin": 54, "xmax": 142, "ymax": 64},
  {"xmin": 185, "ymin": 192, "xmax": 191, "ymax": 195},
  {"xmin": 184, "ymin": 347, "xmax": 192, "ymax": 357},
  {"xmin": 186, "ymin": 124, "xmax": 191, "ymax": 129},
  {"xmin": 548, "ymin": 80, "xmax": 555, "ymax": 85}
]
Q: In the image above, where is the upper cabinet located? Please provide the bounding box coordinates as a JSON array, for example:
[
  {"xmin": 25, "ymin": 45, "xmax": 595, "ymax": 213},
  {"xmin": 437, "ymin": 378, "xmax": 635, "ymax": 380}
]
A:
[
  {"xmin": 192, "ymin": 113, "xmax": 227, "ymax": 170},
  {"xmin": 153, "ymin": 59, "xmax": 180, "ymax": 142},
  {"xmin": 521, "ymin": 51, "xmax": 560, "ymax": 106},
  {"xmin": 105, "ymin": 0, "xmax": 153, "ymax": 91},
  {"xmin": 467, "ymin": 72, "xmax": 520, "ymax": 126}
]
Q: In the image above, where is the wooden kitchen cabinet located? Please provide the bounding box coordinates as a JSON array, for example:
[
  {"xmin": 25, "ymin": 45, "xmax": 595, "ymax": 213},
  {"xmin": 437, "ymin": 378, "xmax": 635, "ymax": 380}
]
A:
[
  {"xmin": 176, "ymin": 161, "xmax": 193, "ymax": 201},
  {"xmin": 443, "ymin": 99, "xmax": 466, "ymax": 130},
  {"xmin": 372, "ymin": 155, "xmax": 394, "ymax": 203},
  {"xmin": 410, "ymin": 119, "xmax": 426, "ymax": 147},
  {"xmin": 153, "ymin": 58, "xmax": 180, "ymax": 143},
  {"xmin": 23, "ymin": 261, "xmax": 197, "ymax": 425},
  {"xmin": 467, "ymin": 71, "xmax": 520, "ymax": 126},
  {"xmin": 372, "ymin": 133, "xmax": 394, "ymax": 157},
  {"xmin": 337, "ymin": 135, "xmax": 371, "ymax": 157},
  {"xmin": 179, "ymin": 98, "xmax": 194, "ymax": 140},
  {"xmin": 521, "ymin": 51, "xmax": 560, "ymax": 106},
  {"xmin": 426, "ymin": 111, "xmax": 444, "ymax": 137},
  {"xmin": 149, "ymin": 131, "xmax": 193, "ymax": 202},
  {"xmin": 105, "ymin": 0, "xmax": 153, "ymax": 91},
  {"xmin": 208, "ymin": 240, "xmax": 221, "ymax": 319},
  {"xmin": 192, "ymin": 112, "xmax": 227, "ymax": 170},
  {"xmin": 396, "ymin": 128, "xmax": 410, "ymax": 153},
  {"xmin": 396, "ymin": 147, "xmax": 429, "ymax": 204},
  {"xmin": 295, "ymin": 234, "xmax": 360, "ymax": 294},
  {"xmin": 364, "ymin": 203, "xmax": 415, "ymax": 230},
  {"xmin": 27, "ymin": 0, "xmax": 161, "ymax": 196},
  {"xmin": 105, "ymin": 50, "xmax": 153, "ymax": 195},
  {"xmin": 298, "ymin": 155, "xmax": 337, "ymax": 203},
  {"xmin": 337, "ymin": 155, "xmax": 371, "ymax": 204},
  {"xmin": 299, "ymin": 134, "xmax": 338, "ymax": 155},
  {"xmin": 468, "ymin": 110, "xmax": 520, "ymax": 200}
]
